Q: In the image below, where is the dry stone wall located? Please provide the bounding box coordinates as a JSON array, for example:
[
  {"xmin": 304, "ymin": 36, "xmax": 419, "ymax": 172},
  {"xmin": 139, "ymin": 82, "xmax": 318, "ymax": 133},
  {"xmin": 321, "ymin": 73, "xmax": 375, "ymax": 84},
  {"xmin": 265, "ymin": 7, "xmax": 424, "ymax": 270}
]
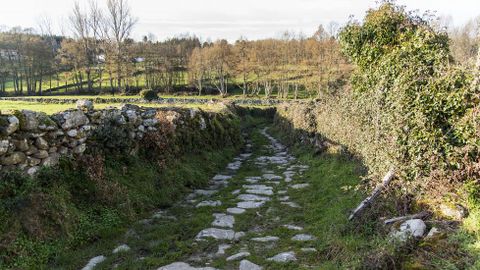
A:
[{"xmin": 0, "ymin": 100, "xmax": 233, "ymax": 175}]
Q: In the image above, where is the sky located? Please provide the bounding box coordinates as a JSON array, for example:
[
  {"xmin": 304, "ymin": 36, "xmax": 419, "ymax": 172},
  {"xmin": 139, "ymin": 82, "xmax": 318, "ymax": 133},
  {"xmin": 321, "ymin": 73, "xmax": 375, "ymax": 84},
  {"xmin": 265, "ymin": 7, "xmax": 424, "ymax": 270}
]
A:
[{"xmin": 0, "ymin": 0, "xmax": 478, "ymax": 41}]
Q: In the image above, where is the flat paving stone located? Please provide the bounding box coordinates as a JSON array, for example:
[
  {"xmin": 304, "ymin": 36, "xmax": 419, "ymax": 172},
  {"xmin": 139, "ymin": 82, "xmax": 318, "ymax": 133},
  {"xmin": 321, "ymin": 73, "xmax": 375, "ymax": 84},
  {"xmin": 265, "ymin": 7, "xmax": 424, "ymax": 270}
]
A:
[
  {"xmin": 277, "ymin": 190, "xmax": 288, "ymax": 195},
  {"xmin": 81, "ymin": 255, "xmax": 106, "ymax": 270},
  {"xmin": 239, "ymin": 260, "xmax": 263, "ymax": 270},
  {"xmin": 278, "ymin": 196, "xmax": 290, "ymax": 201},
  {"xmin": 251, "ymin": 236, "xmax": 280, "ymax": 242},
  {"xmin": 196, "ymin": 200, "xmax": 222, "ymax": 207},
  {"xmin": 232, "ymin": 189, "xmax": 241, "ymax": 195},
  {"xmin": 226, "ymin": 251, "xmax": 250, "ymax": 261},
  {"xmin": 237, "ymin": 201, "xmax": 265, "ymax": 209},
  {"xmin": 212, "ymin": 213, "xmax": 235, "ymax": 228},
  {"xmin": 157, "ymin": 262, "xmax": 218, "ymax": 270},
  {"xmin": 281, "ymin": 202, "xmax": 300, "ymax": 208},
  {"xmin": 246, "ymin": 189, "xmax": 274, "ymax": 196},
  {"xmin": 196, "ymin": 228, "xmax": 245, "ymax": 240},
  {"xmin": 112, "ymin": 244, "xmax": 130, "ymax": 253},
  {"xmin": 267, "ymin": 251, "xmax": 297, "ymax": 263},
  {"xmin": 237, "ymin": 194, "xmax": 271, "ymax": 201},
  {"xmin": 301, "ymin": 248, "xmax": 317, "ymax": 252},
  {"xmin": 283, "ymin": 224, "xmax": 303, "ymax": 231},
  {"xmin": 291, "ymin": 234, "xmax": 317, "ymax": 241},
  {"xmin": 212, "ymin": 175, "xmax": 232, "ymax": 181},
  {"xmin": 262, "ymin": 174, "xmax": 282, "ymax": 180},
  {"xmin": 226, "ymin": 207, "xmax": 246, "ymax": 215},
  {"xmin": 290, "ymin": 184, "xmax": 310, "ymax": 189}
]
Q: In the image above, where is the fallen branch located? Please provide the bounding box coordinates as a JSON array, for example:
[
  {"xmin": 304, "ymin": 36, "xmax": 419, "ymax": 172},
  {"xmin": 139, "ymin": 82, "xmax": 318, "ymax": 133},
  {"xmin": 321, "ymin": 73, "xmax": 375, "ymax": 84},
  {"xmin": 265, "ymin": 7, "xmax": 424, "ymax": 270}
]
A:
[
  {"xmin": 383, "ymin": 211, "xmax": 430, "ymax": 225},
  {"xmin": 348, "ymin": 168, "xmax": 395, "ymax": 221}
]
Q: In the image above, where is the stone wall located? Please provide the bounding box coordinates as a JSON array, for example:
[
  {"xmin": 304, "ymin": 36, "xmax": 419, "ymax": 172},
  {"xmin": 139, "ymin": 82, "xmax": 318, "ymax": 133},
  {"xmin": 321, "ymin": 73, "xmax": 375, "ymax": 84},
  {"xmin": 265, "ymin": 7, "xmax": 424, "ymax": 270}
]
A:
[
  {"xmin": 0, "ymin": 100, "xmax": 236, "ymax": 175},
  {"xmin": 0, "ymin": 97, "xmax": 286, "ymax": 106}
]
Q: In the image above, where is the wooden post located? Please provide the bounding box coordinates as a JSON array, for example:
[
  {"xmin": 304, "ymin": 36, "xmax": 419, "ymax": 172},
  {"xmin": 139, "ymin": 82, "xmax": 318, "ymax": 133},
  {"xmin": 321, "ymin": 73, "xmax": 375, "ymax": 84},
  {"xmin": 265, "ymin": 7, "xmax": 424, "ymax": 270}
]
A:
[{"xmin": 349, "ymin": 168, "xmax": 395, "ymax": 221}]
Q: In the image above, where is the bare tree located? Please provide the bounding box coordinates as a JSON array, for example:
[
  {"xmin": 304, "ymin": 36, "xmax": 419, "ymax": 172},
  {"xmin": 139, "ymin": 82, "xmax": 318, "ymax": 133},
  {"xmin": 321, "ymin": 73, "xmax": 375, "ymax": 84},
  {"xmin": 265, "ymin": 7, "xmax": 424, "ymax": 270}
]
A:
[{"xmin": 105, "ymin": 0, "xmax": 137, "ymax": 94}]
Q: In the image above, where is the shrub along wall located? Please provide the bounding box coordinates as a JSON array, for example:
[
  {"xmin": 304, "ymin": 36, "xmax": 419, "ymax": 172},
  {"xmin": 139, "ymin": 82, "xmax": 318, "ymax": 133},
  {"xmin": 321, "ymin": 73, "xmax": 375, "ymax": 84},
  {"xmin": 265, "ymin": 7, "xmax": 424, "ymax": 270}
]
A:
[
  {"xmin": 276, "ymin": 3, "xmax": 480, "ymax": 210},
  {"xmin": 0, "ymin": 100, "xmax": 243, "ymax": 268}
]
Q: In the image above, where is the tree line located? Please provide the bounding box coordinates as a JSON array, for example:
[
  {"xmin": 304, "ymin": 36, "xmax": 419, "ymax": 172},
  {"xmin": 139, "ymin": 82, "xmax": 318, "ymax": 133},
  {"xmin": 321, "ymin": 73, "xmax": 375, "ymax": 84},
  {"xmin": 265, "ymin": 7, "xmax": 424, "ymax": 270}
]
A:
[{"xmin": 0, "ymin": 0, "xmax": 477, "ymax": 98}]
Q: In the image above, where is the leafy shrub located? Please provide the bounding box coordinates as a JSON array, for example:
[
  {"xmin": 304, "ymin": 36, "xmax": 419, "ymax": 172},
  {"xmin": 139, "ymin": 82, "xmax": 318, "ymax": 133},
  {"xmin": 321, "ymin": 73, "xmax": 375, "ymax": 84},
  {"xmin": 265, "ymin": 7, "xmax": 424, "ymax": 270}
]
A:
[{"xmin": 140, "ymin": 89, "xmax": 158, "ymax": 101}]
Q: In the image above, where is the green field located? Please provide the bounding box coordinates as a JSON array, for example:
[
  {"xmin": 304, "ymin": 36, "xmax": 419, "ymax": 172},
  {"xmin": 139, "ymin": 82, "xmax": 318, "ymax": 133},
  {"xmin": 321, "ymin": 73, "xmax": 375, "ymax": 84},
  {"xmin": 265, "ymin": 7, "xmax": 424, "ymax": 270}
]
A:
[{"xmin": 0, "ymin": 100, "xmax": 223, "ymax": 114}]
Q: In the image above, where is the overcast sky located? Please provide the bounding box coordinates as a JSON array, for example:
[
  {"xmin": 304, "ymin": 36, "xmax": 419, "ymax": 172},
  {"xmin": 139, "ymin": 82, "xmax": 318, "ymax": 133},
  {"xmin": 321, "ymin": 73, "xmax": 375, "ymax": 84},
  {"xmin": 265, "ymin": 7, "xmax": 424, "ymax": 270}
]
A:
[{"xmin": 0, "ymin": 0, "xmax": 478, "ymax": 41}]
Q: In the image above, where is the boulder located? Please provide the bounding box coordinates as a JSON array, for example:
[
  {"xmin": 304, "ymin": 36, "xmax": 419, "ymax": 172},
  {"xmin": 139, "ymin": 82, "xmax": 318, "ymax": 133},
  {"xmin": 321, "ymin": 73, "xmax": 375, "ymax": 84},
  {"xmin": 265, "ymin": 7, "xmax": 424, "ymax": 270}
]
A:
[
  {"xmin": 76, "ymin": 100, "xmax": 94, "ymax": 111},
  {"xmin": 36, "ymin": 137, "xmax": 49, "ymax": 150},
  {"xmin": 440, "ymin": 204, "xmax": 467, "ymax": 220},
  {"xmin": 391, "ymin": 219, "xmax": 426, "ymax": 241},
  {"xmin": 1, "ymin": 152, "xmax": 26, "ymax": 165},
  {"xmin": 62, "ymin": 110, "xmax": 89, "ymax": 130},
  {"xmin": 21, "ymin": 110, "xmax": 39, "ymax": 131},
  {"xmin": 0, "ymin": 140, "xmax": 9, "ymax": 155},
  {"xmin": 33, "ymin": 150, "xmax": 49, "ymax": 159},
  {"xmin": 6, "ymin": 115, "xmax": 19, "ymax": 134},
  {"xmin": 14, "ymin": 139, "xmax": 29, "ymax": 151}
]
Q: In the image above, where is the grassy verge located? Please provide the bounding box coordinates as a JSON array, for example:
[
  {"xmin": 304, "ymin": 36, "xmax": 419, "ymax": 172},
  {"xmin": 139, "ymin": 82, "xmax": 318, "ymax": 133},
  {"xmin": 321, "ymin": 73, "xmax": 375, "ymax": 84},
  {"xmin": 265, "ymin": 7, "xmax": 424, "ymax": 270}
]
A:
[{"xmin": 0, "ymin": 146, "xmax": 238, "ymax": 269}]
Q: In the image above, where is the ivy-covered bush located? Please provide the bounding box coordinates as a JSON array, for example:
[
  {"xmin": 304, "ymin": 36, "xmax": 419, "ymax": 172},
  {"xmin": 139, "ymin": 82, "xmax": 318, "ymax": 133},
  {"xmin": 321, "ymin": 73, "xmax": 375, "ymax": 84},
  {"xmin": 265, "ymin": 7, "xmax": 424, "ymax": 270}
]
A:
[
  {"xmin": 278, "ymin": 2, "xmax": 479, "ymax": 202},
  {"xmin": 139, "ymin": 89, "xmax": 158, "ymax": 101}
]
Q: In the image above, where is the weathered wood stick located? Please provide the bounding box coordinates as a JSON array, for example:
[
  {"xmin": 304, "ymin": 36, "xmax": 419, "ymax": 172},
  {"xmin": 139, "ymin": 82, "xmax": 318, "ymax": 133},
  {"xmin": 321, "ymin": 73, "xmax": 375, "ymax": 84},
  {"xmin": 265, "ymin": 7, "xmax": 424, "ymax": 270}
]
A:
[
  {"xmin": 348, "ymin": 168, "xmax": 395, "ymax": 221},
  {"xmin": 383, "ymin": 211, "xmax": 429, "ymax": 225}
]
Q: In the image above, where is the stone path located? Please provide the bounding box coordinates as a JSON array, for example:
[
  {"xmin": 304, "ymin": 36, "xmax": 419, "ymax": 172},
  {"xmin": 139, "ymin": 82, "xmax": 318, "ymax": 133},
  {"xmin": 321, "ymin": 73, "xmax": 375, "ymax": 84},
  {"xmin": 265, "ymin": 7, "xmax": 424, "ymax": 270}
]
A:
[{"xmin": 81, "ymin": 127, "xmax": 317, "ymax": 270}]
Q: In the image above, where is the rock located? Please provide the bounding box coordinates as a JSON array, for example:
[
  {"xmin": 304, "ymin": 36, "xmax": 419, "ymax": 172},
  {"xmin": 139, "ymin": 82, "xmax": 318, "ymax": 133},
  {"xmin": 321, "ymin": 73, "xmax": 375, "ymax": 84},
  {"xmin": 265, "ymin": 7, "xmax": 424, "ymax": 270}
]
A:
[
  {"xmin": 143, "ymin": 118, "xmax": 158, "ymax": 127},
  {"xmin": 231, "ymin": 189, "xmax": 241, "ymax": 195},
  {"xmin": 391, "ymin": 219, "xmax": 426, "ymax": 241},
  {"xmin": 226, "ymin": 251, "xmax": 250, "ymax": 261},
  {"xmin": 196, "ymin": 200, "xmax": 222, "ymax": 207},
  {"xmin": 212, "ymin": 174, "xmax": 232, "ymax": 181},
  {"xmin": 237, "ymin": 201, "xmax": 265, "ymax": 209},
  {"xmin": 26, "ymin": 166, "xmax": 40, "ymax": 176},
  {"xmin": 73, "ymin": 143, "xmax": 87, "ymax": 154},
  {"xmin": 281, "ymin": 202, "xmax": 300, "ymax": 208},
  {"xmin": 440, "ymin": 204, "xmax": 467, "ymax": 220},
  {"xmin": 112, "ymin": 244, "xmax": 130, "ymax": 253},
  {"xmin": 196, "ymin": 228, "xmax": 244, "ymax": 240},
  {"xmin": 6, "ymin": 116, "xmax": 19, "ymax": 134},
  {"xmin": 226, "ymin": 208, "xmax": 246, "ymax": 215},
  {"xmin": 21, "ymin": 110, "xmax": 39, "ymax": 131},
  {"xmin": 67, "ymin": 129, "xmax": 78, "ymax": 137},
  {"xmin": 76, "ymin": 100, "xmax": 94, "ymax": 111},
  {"xmin": 300, "ymin": 248, "xmax": 317, "ymax": 253},
  {"xmin": 0, "ymin": 140, "xmax": 9, "ymax": 155},
  {"xmin": 1, "ymin": 152, "xmax": 26, "ymax": 165},
  {"xmin": 81, "ymin": 255, "xmax": 106, "ymax": 270},
  {"xmin": 267, "ymin": 251, "xmax": 297, "ymax": 263},
  {"xmin": 278, "ymin": 196, "xmax": 289, "ymax": 201},
  {"xmin": 425, "ymin": 227, "xmax": 443, "ymax": 239},
  {"xmin": 33, "ymin": 150, "xmax": 49, "ymax": 159},
  {"xmin": 251, "ymin": 236, "xmax": 279, "ymax": 242},
  {"xmin": 237, "ymin": 194, "xmax": 270, "ymax": 201},
  {"xmin": 239, "ymin": 260, "xmax": 263, "ymax": 270},
  {"xmin": 283, "ymin": 224, "xmax": 303, "ymax": 231},
  {"xmin": 62, "ymin": 110, "xmax": 89, "ymax": 130},
  {"xmin": 212, "ymin": 213, "xmax": 235, "ymax": 228},
  {"xmin": 41, "ymin": 153, "xmax": 60, "ymax": 167},
  {"xmin": 27, "ymin": 157, "xmax": 41, "ymax": 166},
  {"xmin": 157, "ymin": 262, "xmax": 218, "ymax": 270},
  {"xmin": 35, "ymin": 137, "xmax": 49, "ymax": 150},
  {"xmin": 290, "ymin": 183, "xmax": 310, "ymax": 189},
  {"xmin": 14, "ymin": 139, "xmax": 29, "ymax": 151},
  {"xmin": 291, "ymin": 234, "xmax": 316, "ymax": 241},
  {"xmin": 263, "ymin": 174, "xmax": 282, "ymax": 180}
]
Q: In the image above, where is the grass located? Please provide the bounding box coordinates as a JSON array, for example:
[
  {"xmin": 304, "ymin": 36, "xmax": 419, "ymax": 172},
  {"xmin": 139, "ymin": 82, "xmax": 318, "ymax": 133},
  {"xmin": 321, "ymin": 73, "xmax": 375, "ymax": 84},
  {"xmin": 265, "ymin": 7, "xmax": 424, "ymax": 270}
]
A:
[
  {"xmin": 0, "ymin": 100, "xmax": 223, "ymax": 114},
  {"xmin": 0, "ymin": 145, "xmax": 239, "ymax": 270}
]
